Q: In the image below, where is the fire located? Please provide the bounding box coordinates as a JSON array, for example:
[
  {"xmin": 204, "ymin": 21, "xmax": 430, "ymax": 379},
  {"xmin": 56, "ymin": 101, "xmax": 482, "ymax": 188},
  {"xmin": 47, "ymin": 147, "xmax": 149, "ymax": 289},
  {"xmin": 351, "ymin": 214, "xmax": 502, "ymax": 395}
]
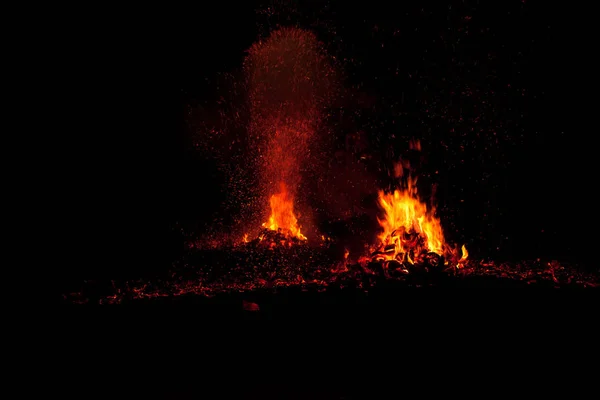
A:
[
  {"xmin": 457, "ymin": 244, "xmax": 468, "ymax": 267},
  {"xmin": 365, "ymin": 137, "xmax": 468, "ymax": 269},
  {"xmin": 243, "ymin": 28, "xmax": 336, "ymax": 246},
  {"xmin": 370, "ymin": 161, "xmax": 468, "ymax": 268},
  {"xmin": 460, "ymin": 244, "xmax": 468, "ymax": 260},
  {"xmin": 262, "ymin": 183, "xmax": 306, "ymax": 240},
  {"xmin": 377, "ymin": 176, "xmax": 445, "ymax": 258}
]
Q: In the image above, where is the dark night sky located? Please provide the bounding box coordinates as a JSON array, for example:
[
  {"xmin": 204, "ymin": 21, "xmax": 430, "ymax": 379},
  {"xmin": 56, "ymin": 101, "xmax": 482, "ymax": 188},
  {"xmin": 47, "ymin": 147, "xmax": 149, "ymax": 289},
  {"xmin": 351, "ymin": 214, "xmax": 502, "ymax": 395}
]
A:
[{"xmin": 66, "ymin": 1, "xmax": 594, "ymax": 282}]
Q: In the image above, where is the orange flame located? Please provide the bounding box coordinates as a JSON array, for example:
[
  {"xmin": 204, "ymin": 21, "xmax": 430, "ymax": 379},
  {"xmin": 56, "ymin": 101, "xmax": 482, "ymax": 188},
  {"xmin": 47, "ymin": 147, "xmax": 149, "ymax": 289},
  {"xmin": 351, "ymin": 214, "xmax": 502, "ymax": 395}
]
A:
[
  {"xmin": 460, "ymin": 244, "xmax": 468, "ymax": 261},
  {"xmin": 456, "ymin": 244, "xmax": 469, "ymax": 268},
  {"xmin": 377, "ymin": 176, "xmax": 445, "ymax": 257},
  {"xmin": 244, "ymin": 28, "xmax": 335, "ymax": 245},
  {"xmin": 372, "ymin": 142, "xmax": 468, "ymax": 266},
  {"xmin": 263, "ymin": 183, "xmax": 306, "ymax": 240}
]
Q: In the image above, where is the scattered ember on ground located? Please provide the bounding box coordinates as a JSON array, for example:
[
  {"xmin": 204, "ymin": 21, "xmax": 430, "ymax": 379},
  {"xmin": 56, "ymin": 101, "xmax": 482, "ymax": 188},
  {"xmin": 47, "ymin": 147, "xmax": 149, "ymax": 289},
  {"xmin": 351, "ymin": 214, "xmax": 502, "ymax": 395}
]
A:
[{"xmin": 63, "ymin": 247, "xmax": 599, "ymax": 304}]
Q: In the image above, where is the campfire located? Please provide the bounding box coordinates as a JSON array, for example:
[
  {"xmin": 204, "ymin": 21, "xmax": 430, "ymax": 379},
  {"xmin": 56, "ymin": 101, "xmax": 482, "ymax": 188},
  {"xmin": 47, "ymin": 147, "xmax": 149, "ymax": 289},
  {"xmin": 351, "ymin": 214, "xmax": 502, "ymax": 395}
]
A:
[
  {"xmin": 250, "ymin": 183, "xmax": 307, "ymax": 248},
  {"xmin": 364, "ymin": 178, "xmax": 468, "ymax": 275},
  {"xmin": 362, "ymin": 146, "xmax": 468, "ymax": 275}
]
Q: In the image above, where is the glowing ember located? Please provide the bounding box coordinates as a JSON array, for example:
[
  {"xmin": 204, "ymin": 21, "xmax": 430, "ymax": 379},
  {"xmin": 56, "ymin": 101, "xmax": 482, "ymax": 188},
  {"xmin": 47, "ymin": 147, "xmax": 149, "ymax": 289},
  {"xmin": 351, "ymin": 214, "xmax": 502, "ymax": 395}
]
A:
[{"xmin": 263, "ymin": 183, "xmax": 306, "ymax": 240}]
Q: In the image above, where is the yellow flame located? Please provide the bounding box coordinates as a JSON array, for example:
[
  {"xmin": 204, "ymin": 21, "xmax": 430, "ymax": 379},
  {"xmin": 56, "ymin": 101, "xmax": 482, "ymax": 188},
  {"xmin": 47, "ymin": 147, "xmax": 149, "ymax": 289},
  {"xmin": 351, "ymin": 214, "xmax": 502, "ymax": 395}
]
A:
[
  {"xmin": 263, "ymin": 183, "xmax": 307, "ymax": 240},
  {"xmin": 377, "ymin": 177, "xmax": 445, "ymax": 256},
  {"xmin": 458, "ymin": 244, "xmax": 469, "ymax": 266},
  {"xmin": 460, "ymin": 244, "xmax": 468, "ymax": 260}
]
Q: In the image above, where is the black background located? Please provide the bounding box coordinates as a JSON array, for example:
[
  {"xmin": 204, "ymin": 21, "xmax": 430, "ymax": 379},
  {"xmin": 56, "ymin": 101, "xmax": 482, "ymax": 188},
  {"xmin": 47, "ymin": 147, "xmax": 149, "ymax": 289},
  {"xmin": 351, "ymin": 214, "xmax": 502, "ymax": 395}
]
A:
[
  {"xmin": 63, "ymin": 0, "xmax": 595, "ymax": 284},
  {"xmin": 56, "ymin": 2, "xmax": 598, "ymax": 395}
]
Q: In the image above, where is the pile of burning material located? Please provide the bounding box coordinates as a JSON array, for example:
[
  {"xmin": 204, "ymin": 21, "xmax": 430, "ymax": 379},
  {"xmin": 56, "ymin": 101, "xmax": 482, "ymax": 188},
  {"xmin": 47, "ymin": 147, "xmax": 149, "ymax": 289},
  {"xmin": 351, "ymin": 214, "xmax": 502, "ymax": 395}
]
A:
[
  {"xmin": 360, "ymin": 174, "xmax": 468, "ymax": 277},
  {"xmin": 245, "ymin": 227, "xmax": 308, "ymax": 249},
  {"xmin": 243, "ymin": 183, "xmax": 308, "ymax": 249}
]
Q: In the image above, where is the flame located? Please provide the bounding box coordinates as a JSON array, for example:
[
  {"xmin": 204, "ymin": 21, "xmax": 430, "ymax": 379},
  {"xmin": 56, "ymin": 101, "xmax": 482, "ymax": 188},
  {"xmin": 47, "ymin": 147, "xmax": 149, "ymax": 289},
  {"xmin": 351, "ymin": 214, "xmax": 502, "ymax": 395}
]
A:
[
  {"xmin": 242, "ymin": 233, "xmax": 249, "ymax": 243},
  {"xmin": 244, "ymin": 28, "xmax": 335, "ymax": 245},
  {"xmin": 456, "ymin": 244, "xmax": 469, "ymax": 268},
  {"xmin": 262, "ymin": 183, "xmax": 306, "ymax": 240},
  {"xmin": 371, "ymin": 144, "xmax": 468, "ymax": 266},
  {"xmin": 377, "ymin": 177, "xmax": 445, "ymax": 257},
  {"xmin": 374, "ymin": 180, "xmax": 469, "ymax": 267},
  {"xmin": 460, "ymin": 244, "xmax": 468, "ymax": 261}
]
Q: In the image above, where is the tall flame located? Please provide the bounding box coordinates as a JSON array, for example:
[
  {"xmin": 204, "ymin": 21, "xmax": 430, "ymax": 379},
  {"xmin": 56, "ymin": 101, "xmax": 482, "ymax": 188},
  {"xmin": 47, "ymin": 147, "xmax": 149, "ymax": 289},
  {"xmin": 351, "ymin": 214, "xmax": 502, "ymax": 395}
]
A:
[
  {"xmin": 263, "ymin": 183, "xmax": 306, "ymax": 240},
  {"xmin": 377, "ymin": 177, "xmax": 445, "ymax": 257}
]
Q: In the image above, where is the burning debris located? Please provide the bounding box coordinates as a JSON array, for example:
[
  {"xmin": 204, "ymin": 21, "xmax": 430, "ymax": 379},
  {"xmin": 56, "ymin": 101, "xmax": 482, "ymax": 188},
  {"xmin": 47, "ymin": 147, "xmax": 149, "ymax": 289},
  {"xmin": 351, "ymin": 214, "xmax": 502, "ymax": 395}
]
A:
[
  {"xmin": 248, "ymin": 227, "xmax": 308, "ymax": 249},
  {"xmin": 241, "ymin": 183, "xmax": 308, "ymax": 248},
  {"xmin": 258, "ymin": 182, "xmax": 307, "ymax": 245},
  {"xmin": 360, "ymin": 149, "xmax": 468, "ymax": 276}
]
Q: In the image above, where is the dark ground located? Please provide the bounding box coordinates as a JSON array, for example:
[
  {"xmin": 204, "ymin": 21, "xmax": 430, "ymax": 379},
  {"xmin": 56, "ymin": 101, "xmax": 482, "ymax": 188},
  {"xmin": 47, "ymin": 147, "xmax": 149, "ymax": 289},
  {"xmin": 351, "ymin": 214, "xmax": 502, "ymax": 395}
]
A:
[{"xmin": 60, "ymin": 288, "xmax": 598, "ymax": 398}]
